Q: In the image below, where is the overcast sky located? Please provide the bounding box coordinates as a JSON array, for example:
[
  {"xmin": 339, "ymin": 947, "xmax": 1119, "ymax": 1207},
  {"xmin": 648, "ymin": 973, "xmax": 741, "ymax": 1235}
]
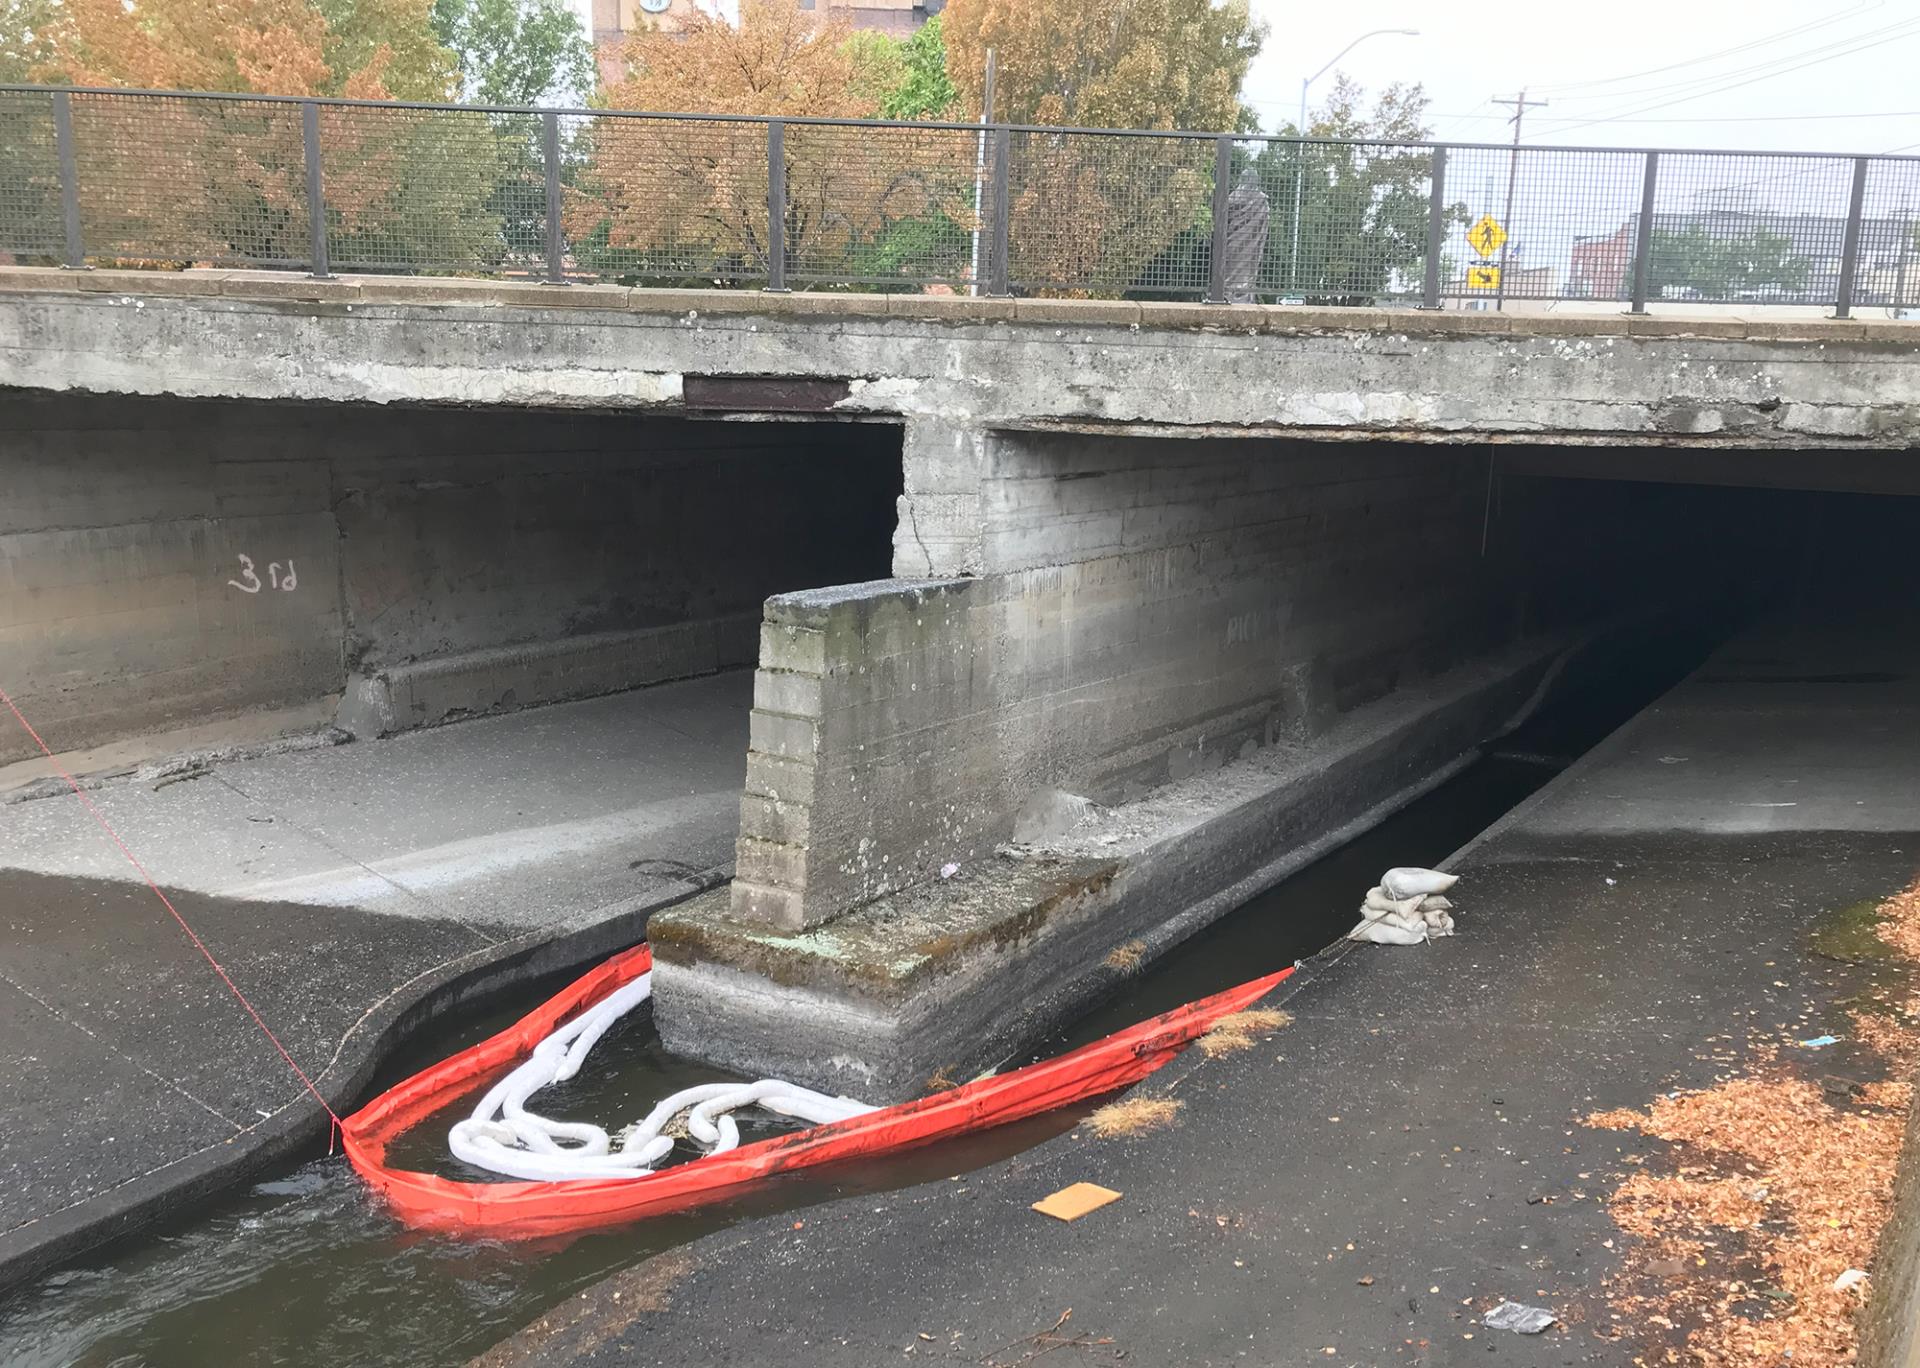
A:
[
  {"xmin": 1241, "ymin": 0, "xmax": 1920, "ymax": 154},
  {"xmin": 568, "ymin": 0, "xmax": 1920, "ymax": 157}
]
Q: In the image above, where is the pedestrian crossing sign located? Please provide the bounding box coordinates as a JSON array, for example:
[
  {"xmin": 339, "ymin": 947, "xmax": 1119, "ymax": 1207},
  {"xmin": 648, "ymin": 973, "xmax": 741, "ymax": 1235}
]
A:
[
  {"xmin": 1468, "ymin": 215, "xmax": 1507, "ymax": 259},
  {"xmin": 1467, "ymin": 265, "xmax": 1501, "ymax": 289}
]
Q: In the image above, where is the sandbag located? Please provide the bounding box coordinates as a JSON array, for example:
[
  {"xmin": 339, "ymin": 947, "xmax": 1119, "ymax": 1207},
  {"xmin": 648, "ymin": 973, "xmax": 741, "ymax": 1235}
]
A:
[
  {"xmin": 1348, "ymin": 870, "xmax": 1462, "ymax": 945},
  {"xmin": 1382, "ymin": 867, "xmax": 1458, "ymax": 900}
]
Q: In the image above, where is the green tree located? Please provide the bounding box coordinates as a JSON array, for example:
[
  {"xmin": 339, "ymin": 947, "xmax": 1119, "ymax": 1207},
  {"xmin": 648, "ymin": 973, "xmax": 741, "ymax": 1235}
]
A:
[
  {"xmin": 430, "ymin": 0, "xmax": 595, "ymax": 106},
  {"xmin": 1128, "ymin": 77, "xmax": 1452, "ymax": 304},
  {"xmin": 0, "ymin": 0, "xmax": 57, "ymax": 82},
  {"xmin": 1257, "ymin": 76, "xmax": 1455, "ymax": 305},
  {"xmin": 1645, "ymin": 224, "xmax": 1810, "ymax": 300},
  {"xmin": 878, "ymin": 16, "xmax": 958, "ymax": 119}
]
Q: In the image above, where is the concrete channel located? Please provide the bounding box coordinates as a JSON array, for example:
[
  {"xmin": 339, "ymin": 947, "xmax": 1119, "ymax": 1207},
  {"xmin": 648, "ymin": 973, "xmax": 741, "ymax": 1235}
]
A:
[{"xmin": 5, "ymin": 273, "xmax": 1920, "ymax": 1363}]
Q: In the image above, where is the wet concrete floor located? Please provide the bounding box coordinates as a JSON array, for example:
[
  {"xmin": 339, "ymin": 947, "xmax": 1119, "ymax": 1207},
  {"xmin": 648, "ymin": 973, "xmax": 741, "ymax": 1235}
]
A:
[{"xmin": 482, "ymin": 626, "xmax": 1920, "ymax": 1367}]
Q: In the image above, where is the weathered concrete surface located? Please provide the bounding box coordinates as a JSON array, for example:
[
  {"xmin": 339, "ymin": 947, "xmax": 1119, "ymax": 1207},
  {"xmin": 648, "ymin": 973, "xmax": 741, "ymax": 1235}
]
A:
[
  {"xmin": 6, "ymin": 271, "xmax": 1920, "ymax": 468},
  {"xmin": 0, "ymin": 673, "xmax": 748, "ymax": 1288},
  {"xmin": 653, "ymin": 636, "xmax": 1570, "ymax": 1099},
  {"xmin": 480, "ymin": 619, "xmax": 1920, "ymax": 1368},
  {"xmin": 0, "ymin": 389, "xmax": 897, "ymax": 761},
  {"xmin": 731, "ymin": 441, "xmax": 1697, "ymax": 932}
]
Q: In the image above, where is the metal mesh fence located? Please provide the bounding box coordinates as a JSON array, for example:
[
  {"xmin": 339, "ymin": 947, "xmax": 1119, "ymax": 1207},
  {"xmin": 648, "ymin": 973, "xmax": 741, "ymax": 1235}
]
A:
[
  {"xmin": 0, "ymin": 89, "xmax": 62, "ymax": 262},
  {"xmin": 1005, "ymin": 129, "xmax": 1214, "ymax": 296},
  {"xmin": 5, "ymin": 85, "xmax": 1920, "ymax": 312},
  {"xmin": 1857, "ymin": 157, "xmax": 1920, "ymax": 310},
  {"xmin": 781, "ymin": 121, "xmax": 981, "ymax": 289},
  {"xmin": 1441, "ymin": 144, "xmax": 1642, "ymax": 305},
  {"xmin": 564, "ymin": 113, "xmax": 769, "ymax": 286},
  {"xmin": 1252, "ymin": 137, "xmax": 1438, "ymax": 304},
  {"xmin": 70, "ymin": 92, "xmax": 310, "ymax": 267},
  {"xmin": 1645, "ymin": 152, "xmax": 1856, "ymax": 307},
  {"xmin": 318, "ymin": 103, "xmax": 529, "ymax": 275}
]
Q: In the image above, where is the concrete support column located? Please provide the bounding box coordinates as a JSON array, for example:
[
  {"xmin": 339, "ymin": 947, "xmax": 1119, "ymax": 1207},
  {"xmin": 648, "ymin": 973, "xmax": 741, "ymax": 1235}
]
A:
[
  {"xmin": 729, "ymin": 578, "xmax": 980, "ymax": 932},
  {"xmin": 892, "ymin": 416, "xmax": 992, "ymax": 579}
]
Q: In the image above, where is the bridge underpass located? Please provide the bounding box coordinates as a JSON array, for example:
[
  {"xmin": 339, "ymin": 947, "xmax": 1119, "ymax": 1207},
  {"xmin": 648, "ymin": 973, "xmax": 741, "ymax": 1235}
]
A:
[{"xmin": 3, "ymin": 272, "xmax": 1920, "ymax": 1297}]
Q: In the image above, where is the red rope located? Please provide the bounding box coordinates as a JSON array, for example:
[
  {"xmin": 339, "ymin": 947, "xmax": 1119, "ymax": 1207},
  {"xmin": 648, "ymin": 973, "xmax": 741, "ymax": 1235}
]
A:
[{"xmin": 0, "ymin": 683, "xmax": 342, "ymax": 1134}]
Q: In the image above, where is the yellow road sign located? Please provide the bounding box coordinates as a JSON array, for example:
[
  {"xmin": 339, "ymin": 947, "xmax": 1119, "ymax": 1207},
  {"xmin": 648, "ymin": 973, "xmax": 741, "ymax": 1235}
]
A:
[
  {"xmin": 1468, "ymin": 215, "xmax": 1507, "ymax": 260},
  {"xmin": 1467, "ymin": 265, "xmax": 1501, "ymax": 290}
]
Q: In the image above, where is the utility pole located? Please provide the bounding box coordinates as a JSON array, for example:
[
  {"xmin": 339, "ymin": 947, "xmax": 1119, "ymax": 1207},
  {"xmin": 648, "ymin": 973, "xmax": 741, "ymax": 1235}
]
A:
[{"xmin": 1491, "ymin": 90, "xmax": 1545, "ymax": 312}]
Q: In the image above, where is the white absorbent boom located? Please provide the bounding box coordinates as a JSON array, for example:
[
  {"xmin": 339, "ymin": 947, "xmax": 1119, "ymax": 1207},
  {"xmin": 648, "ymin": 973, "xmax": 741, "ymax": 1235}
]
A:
[{"xmin": 448, "ymin": 971, "xmax": 875, "ymax": 1183}]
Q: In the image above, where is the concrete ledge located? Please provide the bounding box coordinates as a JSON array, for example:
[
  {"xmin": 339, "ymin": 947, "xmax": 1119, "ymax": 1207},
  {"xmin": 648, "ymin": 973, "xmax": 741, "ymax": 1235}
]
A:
[
  {"xmin": 651, "ymin": 636, "xmax": 1571, "ymax": 1100},
  {"xmin": 336, "ymin": 615, "xmax": 760, "ymax": 738},
  {"xmin": 6, "ymin": 266, "xmax": 1916, "ymax": 346}
]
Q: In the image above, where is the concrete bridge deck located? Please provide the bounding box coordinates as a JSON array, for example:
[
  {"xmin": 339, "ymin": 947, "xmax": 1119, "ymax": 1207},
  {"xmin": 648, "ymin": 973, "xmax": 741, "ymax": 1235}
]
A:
[{"xmin": 480, "ymin": 621, "xmax": 1920, "ymax": 1368}]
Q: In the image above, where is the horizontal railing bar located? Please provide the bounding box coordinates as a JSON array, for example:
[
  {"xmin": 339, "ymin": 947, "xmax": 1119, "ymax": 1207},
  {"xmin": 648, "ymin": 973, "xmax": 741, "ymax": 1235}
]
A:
[{"xmin": 4, "ymin": 83, "xmax": 1920, "ymax": 161}]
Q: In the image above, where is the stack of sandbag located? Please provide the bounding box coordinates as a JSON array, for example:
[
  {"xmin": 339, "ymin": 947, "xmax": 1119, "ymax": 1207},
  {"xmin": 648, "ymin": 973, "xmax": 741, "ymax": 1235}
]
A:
[{"xmin": 1348, "ymin": 867, "xmax": 1458, "ymax": 945}]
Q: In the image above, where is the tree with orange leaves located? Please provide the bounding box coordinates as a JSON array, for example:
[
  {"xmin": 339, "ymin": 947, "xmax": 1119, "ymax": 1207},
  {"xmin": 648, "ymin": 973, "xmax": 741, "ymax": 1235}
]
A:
[
  {"xmin": 18, "ymin": 0, "xmax": 517, "ymax": 273},
  {"xmin": 938, "ymin": 0, "xmax": 1261, "ymax": 294},
  {"xmin": 570, "ymin": 0, "xmax": 976, "ymax": 286}
]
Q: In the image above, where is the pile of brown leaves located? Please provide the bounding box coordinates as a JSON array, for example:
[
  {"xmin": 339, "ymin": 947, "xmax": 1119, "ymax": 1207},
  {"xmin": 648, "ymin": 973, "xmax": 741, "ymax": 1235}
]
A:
[{"xmin": 1586, "ymin": 876, "xmax": 1920, "ymax": 1367}]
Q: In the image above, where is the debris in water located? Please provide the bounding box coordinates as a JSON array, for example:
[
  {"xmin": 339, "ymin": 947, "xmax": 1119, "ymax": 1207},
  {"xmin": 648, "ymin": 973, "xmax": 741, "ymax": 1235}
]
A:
[
  {"xmin": 1104, "ymin": 939, "xmax": 1147, "ymax": 972},
  {"xmin": 1483, "ymin": 1302, "xmax": 1556, "ymax": 1334},
  {"xmin": 1032, "ymin": 1182, "xmax": 1122, "ymax": 1222},
  {"xmin": 1798, "ymin": 1035, "xmax": 1839, "ymax": 1049}
]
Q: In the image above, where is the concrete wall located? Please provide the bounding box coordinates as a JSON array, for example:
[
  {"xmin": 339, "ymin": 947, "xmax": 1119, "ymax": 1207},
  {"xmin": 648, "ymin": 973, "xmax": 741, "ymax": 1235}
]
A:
[
  {"xmin": 0, "ymin": 392, "xmax": 899, "ymax": 763},
  {"xmin": 736, "ymin": 432, "xmax": 1531, "ymax": 930}
]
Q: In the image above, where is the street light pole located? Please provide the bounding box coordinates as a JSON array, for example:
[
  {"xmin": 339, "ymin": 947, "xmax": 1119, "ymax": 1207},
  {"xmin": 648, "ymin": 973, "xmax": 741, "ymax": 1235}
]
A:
[{"xmin": 1289, "ymin": 27, "xmax": 1419, "ymax": 295}]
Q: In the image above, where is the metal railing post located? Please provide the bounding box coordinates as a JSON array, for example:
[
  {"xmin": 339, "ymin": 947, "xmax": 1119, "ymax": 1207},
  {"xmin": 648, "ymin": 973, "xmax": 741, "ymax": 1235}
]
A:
[
  {"xmin": 1834, "ymin": 155, "xmax": 1870, "ymax": 319},
  {"xmin": 1204, "ymin": 135, "xmax": 1232, "ymax": 304},
  {"xmin": 987, "ymin": 126, "xmax": 1011, "ymax": 297},
  {"xmin": 764, "ymin": 119, "xmax": 788, "ymax": 292},
  {"xmin": 1629, "ymin": 150, "xmax": 1659, "ymax": 314},
  {"xmin": 540, "ymin": 111, "xmax": 567, "ymax": 285},
  {"xmin": 1420, "ymin": 144, "xmax": 1448, "ymax": 310},
  {"xmin": 301, "ymin": 101, "xmax": 330, "ymax": 279},
  {"xmin": 50, "ymin": 91, "xmax": 86, "ymax": 270}
]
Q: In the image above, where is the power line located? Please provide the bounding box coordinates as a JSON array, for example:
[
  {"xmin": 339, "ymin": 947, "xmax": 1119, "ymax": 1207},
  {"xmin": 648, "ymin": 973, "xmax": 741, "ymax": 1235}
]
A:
[
  {"xmin": 1530, "ymin": 20, "xmax": 1920, "ymax": 141},
  {"xmin": 1526, "ymin": 2, "xmax": 1880, "ymax": 96},
  {"xmin": 1536, "ymin": 12, "xmax": 1920, "ymax": 108},
  {"xmin": 1439, "ymin": 109, "xmax": 1920, "ymax": 126}
]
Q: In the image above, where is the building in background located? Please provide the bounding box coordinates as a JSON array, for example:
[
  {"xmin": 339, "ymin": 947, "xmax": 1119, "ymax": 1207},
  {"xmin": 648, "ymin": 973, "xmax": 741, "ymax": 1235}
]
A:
[
  {"xmin": 1569, "ymin": 210, "xmax": 1918, "ymax": 304},
  {"xmin": 592, "ymin": 0, "xmax": 941, "ymax": 86}
]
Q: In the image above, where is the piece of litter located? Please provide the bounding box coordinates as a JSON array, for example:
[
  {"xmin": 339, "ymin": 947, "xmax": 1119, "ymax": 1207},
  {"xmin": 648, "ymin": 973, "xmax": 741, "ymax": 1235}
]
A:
[
  {"xmin": 1799, "ymin": 1035, "xmax": 1839, "ymax": 1049},
  {"xmin": 940, "ymin": 862, "xmax": 960, "ymax": 879},
  {"xmin": 1483, "ymin": 1302, "xmax": 1555, "ymax": 1334},
  {"xmin": 1834, "ymin": 1268, "xmax": 1869, "ymax": 1292},
  {"xmin": 1032, "ymin": 1182, "xmax": 1122, "ymax": 1222}
]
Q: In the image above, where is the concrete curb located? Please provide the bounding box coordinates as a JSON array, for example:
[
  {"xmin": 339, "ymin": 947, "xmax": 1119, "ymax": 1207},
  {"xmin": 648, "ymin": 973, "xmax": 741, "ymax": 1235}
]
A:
[
  {"xmin": 6, "ymin": 266, "xmax": 1918, "ymax": 343},
  {"xmin": 1862, "ymin": 1076, "xmax": 1920, "ymax": 1367},
  {"xmin": 0, "ymin": 877, "xmax": 718, "ymax": 1291},
  {"xmin": 336, "ymin": 616, "xmax": 760, "ymax": 739}
]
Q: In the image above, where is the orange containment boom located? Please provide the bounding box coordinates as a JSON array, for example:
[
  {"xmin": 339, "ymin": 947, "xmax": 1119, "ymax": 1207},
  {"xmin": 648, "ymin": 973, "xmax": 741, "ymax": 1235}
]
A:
[{"xmin": 342, "ymin": 943, "xmax": 1292, "ymax": 1237}]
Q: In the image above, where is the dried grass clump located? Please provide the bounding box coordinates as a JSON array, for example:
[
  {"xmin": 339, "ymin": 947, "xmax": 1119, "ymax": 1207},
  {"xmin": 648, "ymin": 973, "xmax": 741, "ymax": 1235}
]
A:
[
  {"xmin": 1086, "ymin": 1095, "xmax": 1184, "ymax": 1137},
  {"xmin": 1197, "ymin": 1008, "xmax": 1293, "ymax": 1058},
  {"xmin": 1104, "ymin": 940, "xmax": 1147, "ymax": 972},
  {"xmin": 1585, "ymin": 875, "xmax": 1920, "ymax": 1368}
]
